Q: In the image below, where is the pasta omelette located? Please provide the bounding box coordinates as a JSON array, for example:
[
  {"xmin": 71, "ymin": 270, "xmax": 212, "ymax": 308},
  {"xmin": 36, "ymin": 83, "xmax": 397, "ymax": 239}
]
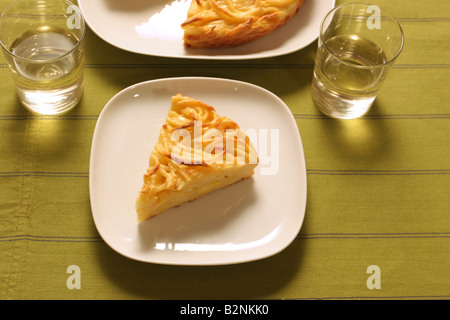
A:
[
  {"xmin": 181, "ymin": 0, "xmax": 304, "ymax": 48},
  {"xmin": 136, "ymin": 94, "xmax": 259, "ymax": 222}
]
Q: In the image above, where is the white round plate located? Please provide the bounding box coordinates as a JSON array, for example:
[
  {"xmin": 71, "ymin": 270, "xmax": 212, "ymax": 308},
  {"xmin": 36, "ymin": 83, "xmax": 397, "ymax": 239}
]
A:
[
  {"xmin": 78, "ymin": 0, "xmax": 335, "ymax": 60},
  {"xmin": 89, "ymin": 77, "xmax": 307, "ymax": 265}
]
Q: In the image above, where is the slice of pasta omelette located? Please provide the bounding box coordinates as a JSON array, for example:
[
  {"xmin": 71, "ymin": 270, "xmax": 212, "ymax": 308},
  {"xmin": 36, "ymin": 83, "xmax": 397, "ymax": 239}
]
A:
[
  {"xmin": 181, "ymin": 0, "xmax": 304, "ymax": 48},
  {"xmin": 136, "ymin": 94, "xmax": 259, "ymax": 222}
]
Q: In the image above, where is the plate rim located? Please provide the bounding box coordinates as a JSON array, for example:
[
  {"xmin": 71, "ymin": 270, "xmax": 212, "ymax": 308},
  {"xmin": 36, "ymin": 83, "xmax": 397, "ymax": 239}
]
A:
[
  {"xmin": 78, "ymin": 0, "xmax": 336, "ymax": 60},
  {"xmin": 89, "ymin": 76, "xmax": 307, "ymax": 265}
]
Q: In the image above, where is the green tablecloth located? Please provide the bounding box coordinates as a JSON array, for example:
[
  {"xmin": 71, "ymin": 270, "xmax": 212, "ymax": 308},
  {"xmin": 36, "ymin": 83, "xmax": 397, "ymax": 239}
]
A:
[{"xmin": 1, "ymin": 0, "xmax": 449, "ymax": 300}]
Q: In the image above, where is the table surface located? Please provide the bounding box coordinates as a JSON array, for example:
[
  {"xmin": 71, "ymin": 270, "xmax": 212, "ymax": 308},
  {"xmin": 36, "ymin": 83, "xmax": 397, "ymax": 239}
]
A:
[{"xmin": 1, "ymin": 0, "xmax": 449, "ymax": 300}]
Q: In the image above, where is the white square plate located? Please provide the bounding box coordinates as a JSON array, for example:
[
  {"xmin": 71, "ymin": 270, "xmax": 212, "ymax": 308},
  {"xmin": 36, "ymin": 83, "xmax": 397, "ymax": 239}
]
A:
[
  {"xmin": 89, "ymin": 77, "xmax": 307, "ymax": 265},
  {"xmin": 78, "ymin": 0, "xmax": 335, "ymax": 59}
]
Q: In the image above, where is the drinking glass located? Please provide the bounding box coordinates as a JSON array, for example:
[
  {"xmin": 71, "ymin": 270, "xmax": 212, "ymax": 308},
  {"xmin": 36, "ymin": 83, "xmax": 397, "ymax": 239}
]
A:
[
  {"xmin": 0, "ymin": 0, "xmax": 85, "ymax": 115},
  {"xmin": 311, "ymin": 2, "xmax": 404, "ymax": 119}
]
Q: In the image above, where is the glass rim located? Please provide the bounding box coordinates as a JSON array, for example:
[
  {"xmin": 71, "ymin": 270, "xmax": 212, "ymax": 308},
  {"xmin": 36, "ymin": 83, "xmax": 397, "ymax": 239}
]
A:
[
  {"xmin": 0, "ymin": 0, "xmax": 85, "ymax": 63},
  {"xmin": 319, "ymin": 2, "xmax": 405, "ymax": 69}
]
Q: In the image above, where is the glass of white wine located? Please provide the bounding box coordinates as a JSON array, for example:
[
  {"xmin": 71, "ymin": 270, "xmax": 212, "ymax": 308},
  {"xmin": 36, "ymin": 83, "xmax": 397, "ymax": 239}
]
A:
[
  {"xmin": 312, "ymin": 3, "xmax": 404, "ymax": 119},
  {"xmin": 0, "ymin": 0, "xmax": 85, "ymax": 115}
]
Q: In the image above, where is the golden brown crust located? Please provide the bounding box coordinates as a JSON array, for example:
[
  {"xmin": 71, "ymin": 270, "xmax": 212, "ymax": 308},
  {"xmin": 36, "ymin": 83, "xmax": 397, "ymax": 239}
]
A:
[{"xmin": 181, "ymin": 0, "xmax": 304, "ymax": 48}]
